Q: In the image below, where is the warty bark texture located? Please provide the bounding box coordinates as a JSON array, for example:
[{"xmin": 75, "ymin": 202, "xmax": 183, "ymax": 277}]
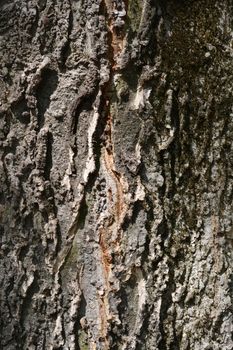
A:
[{"xmin": 0, "ymin": 0, "xmax": 233, "ymax": 349}]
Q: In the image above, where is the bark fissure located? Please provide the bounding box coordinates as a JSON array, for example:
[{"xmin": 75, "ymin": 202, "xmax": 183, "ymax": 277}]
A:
[{"xmin": 0, "ymin": 0, "xmax": 233, "ymax": 349}]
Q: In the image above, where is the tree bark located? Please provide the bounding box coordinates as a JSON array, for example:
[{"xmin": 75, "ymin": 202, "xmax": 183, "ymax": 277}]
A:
[{"xmin": 0, "ymin": 0, "xmax": 232, "ymax": 349}]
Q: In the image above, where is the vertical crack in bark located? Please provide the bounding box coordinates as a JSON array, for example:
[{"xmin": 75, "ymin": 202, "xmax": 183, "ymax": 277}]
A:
[
  {"xmin": 35, "ymin": 68, "xmax": 58, "ymax": 130},
  {"xmin": 167, "ymin": 88, "xmax": 180, "ymax": 196},
  {"xmin": 19, "ymin": 271, "xmax": 40, "ymax": 344},
  {"xmin": 44, "ymin": 130, "xmax": 53, "ymax": 180},
  {"xmin": 158, "ymin": 260, "xmax": 175, "ymax": 350},
  {"xmin": 95, "ymin": 1, "xmax": 130, "ymax": 346},
  {"xmin": 59, "ymin": 2, "xmax": 73, "ymax": 70},
  {"xmin": 75, "ymin": 291, "xmax": 87, "ymax": 350},
  {"xmin": 102, "ymin": 0, "xmax": 128, "ymax": 70}
]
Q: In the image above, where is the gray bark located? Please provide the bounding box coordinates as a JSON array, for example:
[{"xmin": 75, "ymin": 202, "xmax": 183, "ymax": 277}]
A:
[{"xmin": 0, "ymin": 0, "xmax": 233, "ymax": 349}]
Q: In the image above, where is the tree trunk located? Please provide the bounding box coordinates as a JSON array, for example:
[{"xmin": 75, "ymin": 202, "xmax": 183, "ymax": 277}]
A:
[{"xmin": 0, "ymin": 0, "xmax": 232, "ymax": 349}]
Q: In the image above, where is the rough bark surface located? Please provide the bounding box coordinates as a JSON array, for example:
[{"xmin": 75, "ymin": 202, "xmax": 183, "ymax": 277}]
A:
[{"xmin": 0, "ymin": 0, "xmax": 233, "ymax": 349}]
